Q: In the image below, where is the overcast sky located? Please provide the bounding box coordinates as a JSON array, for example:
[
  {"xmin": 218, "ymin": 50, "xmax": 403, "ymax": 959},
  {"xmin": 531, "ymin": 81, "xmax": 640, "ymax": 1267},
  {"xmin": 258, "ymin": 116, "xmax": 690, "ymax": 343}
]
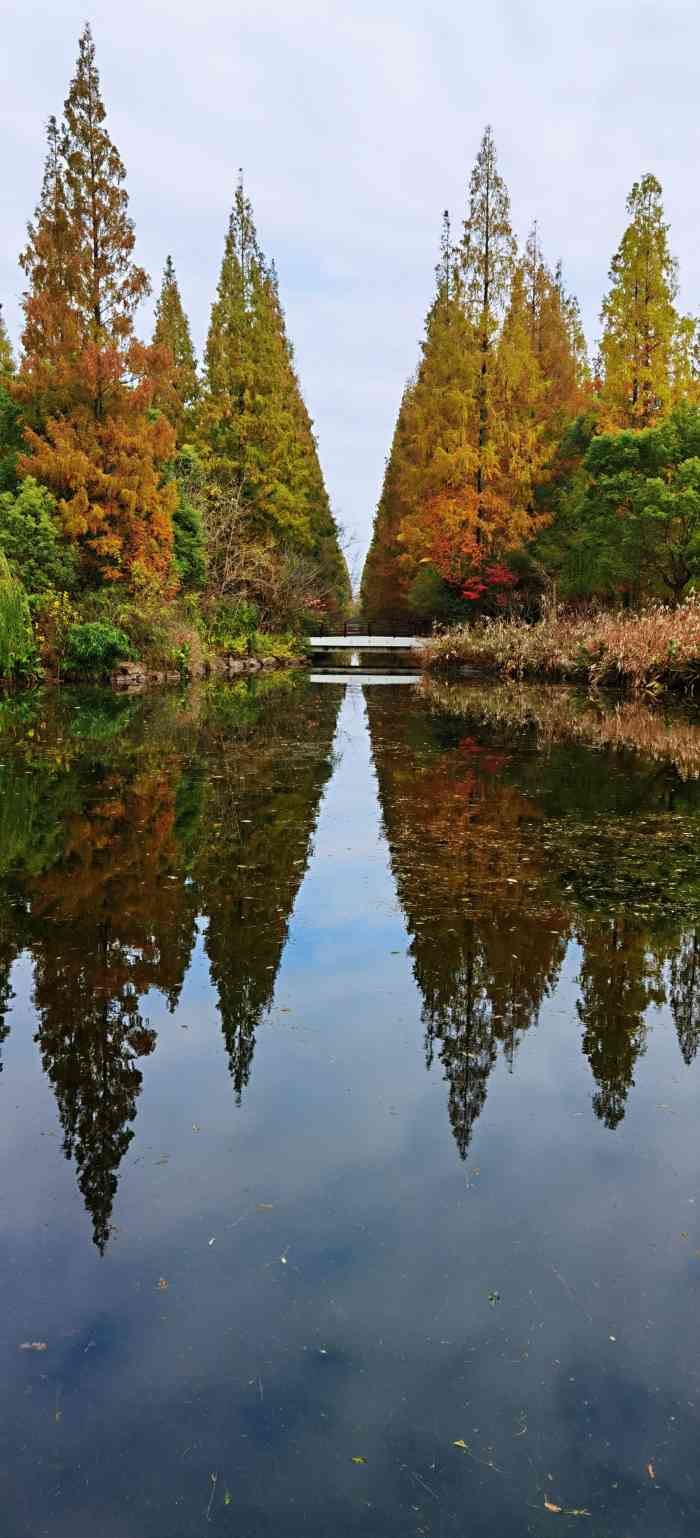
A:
[{"xmin": 2, "ymin": 0, "xmax": 699, "ymax": 576}]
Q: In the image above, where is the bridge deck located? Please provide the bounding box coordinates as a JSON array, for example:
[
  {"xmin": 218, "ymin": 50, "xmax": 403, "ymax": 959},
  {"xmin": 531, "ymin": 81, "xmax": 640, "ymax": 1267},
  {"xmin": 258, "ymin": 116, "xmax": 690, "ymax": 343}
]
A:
[{"xmin": 308, "ymin": 635, "xmax": 419, "ymax": 649}]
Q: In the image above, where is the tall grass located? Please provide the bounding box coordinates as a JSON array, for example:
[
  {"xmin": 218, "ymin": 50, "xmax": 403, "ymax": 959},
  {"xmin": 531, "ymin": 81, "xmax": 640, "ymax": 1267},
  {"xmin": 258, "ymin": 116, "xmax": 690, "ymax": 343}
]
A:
[{"xmin": 419, "ymin": 596, "xmax": 700, "ymax": 695}]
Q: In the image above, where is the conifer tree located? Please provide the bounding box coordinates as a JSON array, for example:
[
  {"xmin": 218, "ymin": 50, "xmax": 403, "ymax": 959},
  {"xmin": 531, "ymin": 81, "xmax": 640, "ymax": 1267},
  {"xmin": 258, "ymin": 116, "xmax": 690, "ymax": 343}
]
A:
[
  {"xmin": 599, "ymin": 174, "xmax": 695, "ymax": 428},
  {"xmin": 459, "ymin": 126, "xmax": 516, "ymax": 532},
  {"xmin": 198, "ymin": 175, "xmax": 348, "ymax": 612},
  {"xmin": 360, "ymin": 382, "xmax": 415, "ymax": 628},
  {"xmin": 394, "ymin": 211, "xmax": 479, "ymax": 590},
  {"xmin": 489, "ymin": 264, "xmax": 546, "ymax": 536},
  {"xmin": 521, "ymin": 234, "xmax": 590, "ymax": 440},
  {"xmin": 524, "ymin": 222, "xmax": 548, "ymax": 354},
  {"xmin": 152, "ymin": 255, "xmax": 199, "ymax": 438},
  {"xmin": 15, "ymin": 24, "xmax": 176, "ymax": 585}
]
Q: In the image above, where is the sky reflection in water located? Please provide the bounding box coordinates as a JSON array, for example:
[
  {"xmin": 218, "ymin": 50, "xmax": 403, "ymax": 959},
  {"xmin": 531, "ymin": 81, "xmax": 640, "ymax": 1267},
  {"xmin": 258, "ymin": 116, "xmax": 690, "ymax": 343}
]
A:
[{"xmin": 0, "ymin": 674, "xmax": 700, "ymax": 1537}]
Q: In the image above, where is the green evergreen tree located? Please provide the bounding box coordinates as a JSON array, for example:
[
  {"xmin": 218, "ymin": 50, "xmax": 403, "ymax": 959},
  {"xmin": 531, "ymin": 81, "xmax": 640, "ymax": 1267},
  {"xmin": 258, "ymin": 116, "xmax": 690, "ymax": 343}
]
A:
[
  {"xmin": 197, "ymin": 175, "xmax": 348, "ymax": 614},
  {"xmin": 152, "ymin": 255, "xmax": 199, "ymax": 438}
]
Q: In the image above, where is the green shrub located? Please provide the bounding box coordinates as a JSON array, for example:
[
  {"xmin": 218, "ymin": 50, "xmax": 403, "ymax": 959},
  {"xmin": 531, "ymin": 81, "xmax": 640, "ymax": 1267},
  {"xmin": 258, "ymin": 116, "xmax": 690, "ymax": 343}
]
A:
[
  {"xmin": 0, "ymin": 551, "xmax": 36, "ymax": 681},
  {"xmin": 64, "ymin": 620, "xmax": 132, "ymax": 674},
  {"xmin": 251, "ymin": 630, "xmax": 301, "ymax": 661},
  {"xmin": 0, "ymin": 379, "xmax": 23, "ymax": 495},
  {"xmin": 0, "ymin": 477, "xmax": 77, "ymax": 594}
]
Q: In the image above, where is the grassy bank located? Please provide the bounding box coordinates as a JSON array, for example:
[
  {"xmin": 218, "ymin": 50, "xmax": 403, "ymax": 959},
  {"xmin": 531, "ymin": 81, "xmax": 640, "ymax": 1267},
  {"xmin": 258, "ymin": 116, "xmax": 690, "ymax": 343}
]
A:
[{"xmin": 418, "ymin": 598, "xmax": 700, "ymax": 696}]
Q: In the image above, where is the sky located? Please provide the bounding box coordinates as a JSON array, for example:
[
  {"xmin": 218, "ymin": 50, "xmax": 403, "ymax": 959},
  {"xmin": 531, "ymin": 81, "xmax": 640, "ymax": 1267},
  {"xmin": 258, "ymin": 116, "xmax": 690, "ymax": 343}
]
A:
[{"xmin": 2, "ymin": 0, "xmax": 700, "ymax": 579}]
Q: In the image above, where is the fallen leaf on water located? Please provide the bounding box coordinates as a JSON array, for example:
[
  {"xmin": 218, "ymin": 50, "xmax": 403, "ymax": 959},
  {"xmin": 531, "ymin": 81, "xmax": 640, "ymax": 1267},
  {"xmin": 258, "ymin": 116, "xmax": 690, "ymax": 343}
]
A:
[
  {"xmin": 224, "ymin": 1489, "xmax": 232, "ymax": 1506},
  {"xmin": 647, "ymin": 1462, "xmax": 656, "ymax": 1480},
  {"xmin": 544, "ymin": 1498, "xmax": 562, "ymax": 1513},
  {"xmin": 19, "ymin": 1341, "xmax": 47, "ymax": 1351},
  {"xmin": 452, "ymin": 1440, "xmax": 468, "ymax": 1450},
  {"xmin": 351, "ymin": 1456, "xmax": 367, "ymax": 1465},
  {"xmin": 157, "ymin": 1278, "xmax": 169, "ymax": 1290}
]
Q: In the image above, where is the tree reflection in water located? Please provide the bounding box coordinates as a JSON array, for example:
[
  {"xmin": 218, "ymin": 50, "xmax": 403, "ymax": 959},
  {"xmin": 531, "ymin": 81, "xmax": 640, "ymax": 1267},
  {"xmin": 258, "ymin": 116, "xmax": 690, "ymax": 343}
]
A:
[
  {"xmin": 0, "ymin": 677, "xmax": 341, "ymax": 1248},
  {"xmin": 367, "ymin": 682, "xmax": 700, "ymax": 1154},
  {"xmin": 2, "ymin": 675, "xmax": 700, "ymax": 1244}
]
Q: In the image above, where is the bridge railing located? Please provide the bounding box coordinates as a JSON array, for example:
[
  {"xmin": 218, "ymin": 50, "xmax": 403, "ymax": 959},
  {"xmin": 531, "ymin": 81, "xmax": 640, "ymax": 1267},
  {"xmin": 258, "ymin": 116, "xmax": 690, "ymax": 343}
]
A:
[{"xmin": 313, "ymin": 622, "xmax": 426, "ymax": 638}]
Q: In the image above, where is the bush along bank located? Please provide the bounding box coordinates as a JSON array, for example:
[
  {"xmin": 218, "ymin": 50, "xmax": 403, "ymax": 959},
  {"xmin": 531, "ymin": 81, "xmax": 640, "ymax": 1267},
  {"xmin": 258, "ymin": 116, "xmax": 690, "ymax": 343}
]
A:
[
  {"xmin": 418, "ymin": 597, "xmax": 700, "ymax": 697},
  {"xmin": 0, "ymin": 578, "xmax": 307, "ymax": 692}
]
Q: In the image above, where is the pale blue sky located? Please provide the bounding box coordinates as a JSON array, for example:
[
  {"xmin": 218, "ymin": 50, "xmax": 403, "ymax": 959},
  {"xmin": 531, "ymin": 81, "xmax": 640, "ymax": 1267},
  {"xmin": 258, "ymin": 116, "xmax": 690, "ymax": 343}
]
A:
[{"xmin": 2, "ymin": 0, "xmax": 699, "ymax": 574}]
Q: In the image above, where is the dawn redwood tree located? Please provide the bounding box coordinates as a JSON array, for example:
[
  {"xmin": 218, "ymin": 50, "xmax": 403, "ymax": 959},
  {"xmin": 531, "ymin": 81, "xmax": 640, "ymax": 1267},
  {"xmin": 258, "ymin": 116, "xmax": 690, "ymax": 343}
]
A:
[
  {"xmin": 394, "ymin": 210, "xmax": 480, "ymax": 591},
  {"xmin": 361, "ymin": 381, "xmax": 416, "ymax": 629},
  {"xmin": 198, "ymin": 175, "xmax": 348, "ymax": 614},
  {"xmin": 15, "ymin": 24, "xmax": 177, "ymax": 586},
  {"xmin": 459, "ymin": 126, "xmax": 516, "ymax": 534},
  {"xmin": 599, "ymin": 174, "xmax": 696, "ymax": 429},
  {"xmin": 152, "ymin": 255, "xmax": 199, "ymax": 439}
]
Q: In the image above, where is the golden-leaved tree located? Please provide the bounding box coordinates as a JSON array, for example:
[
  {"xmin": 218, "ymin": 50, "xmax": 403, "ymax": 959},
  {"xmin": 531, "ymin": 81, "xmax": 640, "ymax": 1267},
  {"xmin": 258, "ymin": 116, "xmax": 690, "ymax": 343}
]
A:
[
  {"xmin": 362, "ymin": 132, "xmax": 591, "ymax": 625},
  {"xmin": 599, "ymin": 174, "xmax": 697, "ymax": 429},
  {"xmin": 15, "ymin": 24, "xmax": 177, "ymax": 586}
]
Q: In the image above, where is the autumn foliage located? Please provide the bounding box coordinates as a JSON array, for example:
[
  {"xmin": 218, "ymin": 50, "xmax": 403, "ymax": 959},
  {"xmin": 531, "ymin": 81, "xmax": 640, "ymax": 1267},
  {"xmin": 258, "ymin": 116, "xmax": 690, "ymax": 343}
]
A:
[
  {"xmin": 1, "ymin": 23, "xmax": 348, "ymax": 643},
  {"xmin": 13, "ymin": 26, "xmax": 177, "ymax": 586},
  {"xmin": 362, "ymin": 127, "xmax": 700, "ymax": 628},
  {"xmin": 362, "ymin": 132, "xmax": 590, "ymax": 627}
]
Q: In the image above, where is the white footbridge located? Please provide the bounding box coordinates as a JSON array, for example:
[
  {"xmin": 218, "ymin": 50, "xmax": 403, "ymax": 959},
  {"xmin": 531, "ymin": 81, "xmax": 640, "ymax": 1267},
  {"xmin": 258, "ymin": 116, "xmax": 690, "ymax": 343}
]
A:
[{"xmin": 309, "ymin": 635, "xmax": 419, "ymax": 649}]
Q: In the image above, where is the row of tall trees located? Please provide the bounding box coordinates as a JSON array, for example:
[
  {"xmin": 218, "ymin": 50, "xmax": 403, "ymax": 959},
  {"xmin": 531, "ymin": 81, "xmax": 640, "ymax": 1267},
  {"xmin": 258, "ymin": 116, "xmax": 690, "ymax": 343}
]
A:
[
  {"xmin": 361, "ymin": 128, "xmax": 699, "ymax": 627},
  {"xmin": 0, "ymin": 24, "xmax": 348, "ymax": 649}
]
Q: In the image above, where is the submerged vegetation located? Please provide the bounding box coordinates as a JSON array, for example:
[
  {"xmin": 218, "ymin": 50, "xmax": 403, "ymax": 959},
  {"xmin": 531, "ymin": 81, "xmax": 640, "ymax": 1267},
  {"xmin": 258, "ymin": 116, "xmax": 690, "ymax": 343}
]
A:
[{"xmin": 0, "ymin": 24, "xmax": 348, "ymax": 685}]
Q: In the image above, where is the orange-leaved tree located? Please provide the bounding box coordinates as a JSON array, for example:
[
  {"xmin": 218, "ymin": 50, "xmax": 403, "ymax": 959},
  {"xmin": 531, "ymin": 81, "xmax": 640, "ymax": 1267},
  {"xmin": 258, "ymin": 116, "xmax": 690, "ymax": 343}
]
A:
[{"xmin": 15, "ymin": 24, "xmax": 176, "ymax": 586}]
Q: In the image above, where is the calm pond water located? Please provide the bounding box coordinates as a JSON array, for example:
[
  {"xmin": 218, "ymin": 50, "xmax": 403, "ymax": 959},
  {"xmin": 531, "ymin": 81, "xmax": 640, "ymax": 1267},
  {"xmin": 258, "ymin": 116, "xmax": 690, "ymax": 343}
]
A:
[{"xmin": 2, "ymin": 672, "xmax": 700, "ymax": 1536}]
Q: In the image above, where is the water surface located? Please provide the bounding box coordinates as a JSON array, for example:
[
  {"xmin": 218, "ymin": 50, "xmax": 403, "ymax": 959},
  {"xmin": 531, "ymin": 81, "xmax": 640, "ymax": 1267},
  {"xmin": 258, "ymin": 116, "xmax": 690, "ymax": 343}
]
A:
[{"xmin": 2, "ymin": 674, "xmax": 700, "ymax": 1536}]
